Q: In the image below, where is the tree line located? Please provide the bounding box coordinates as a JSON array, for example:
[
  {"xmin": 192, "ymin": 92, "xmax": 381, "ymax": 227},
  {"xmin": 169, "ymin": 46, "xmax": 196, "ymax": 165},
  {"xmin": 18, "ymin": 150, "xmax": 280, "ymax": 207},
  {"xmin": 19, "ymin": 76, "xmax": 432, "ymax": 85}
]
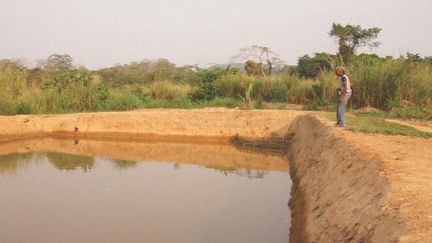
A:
[{"xmin": 1, "ymin": 23, "xmax": 431, "ymax": 119}]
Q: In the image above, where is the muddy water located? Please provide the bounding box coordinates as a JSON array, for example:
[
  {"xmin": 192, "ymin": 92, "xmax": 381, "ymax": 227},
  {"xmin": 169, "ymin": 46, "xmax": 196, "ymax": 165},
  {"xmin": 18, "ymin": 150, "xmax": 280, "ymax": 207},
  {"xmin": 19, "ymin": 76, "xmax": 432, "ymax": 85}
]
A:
[{"xmin": 0, "ymin": 138, "xmax": 291, "ymax": 243}]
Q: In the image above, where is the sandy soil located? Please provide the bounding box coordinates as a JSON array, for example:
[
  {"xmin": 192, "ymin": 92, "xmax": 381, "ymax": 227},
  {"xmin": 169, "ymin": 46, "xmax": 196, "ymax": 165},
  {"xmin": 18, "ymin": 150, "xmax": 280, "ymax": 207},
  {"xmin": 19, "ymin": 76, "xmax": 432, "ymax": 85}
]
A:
[
  {"xmin": 329, "ymin": 123, "xmax": 432, "ymax": 242},
  {"xmin": 0, "ymin": 108, "xmax": 304, "ymax": 141},
  {"xmin": 1, "ymin": 108, "xmax": 432, "ymax": 241}
]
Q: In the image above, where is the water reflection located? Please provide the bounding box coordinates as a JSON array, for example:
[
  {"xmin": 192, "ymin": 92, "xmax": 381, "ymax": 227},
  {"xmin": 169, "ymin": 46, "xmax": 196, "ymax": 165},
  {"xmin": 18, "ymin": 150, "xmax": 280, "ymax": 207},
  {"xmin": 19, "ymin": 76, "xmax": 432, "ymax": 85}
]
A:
[
  {"xmin": 0, "ymin": 137, "xmax": 289, "ymax": 175},
  {"xmin": 206, "ymin": 166, "xmax": 266, "ymax": 179},
  {"xmin": 46, "ymin": 153, "xmax": 95, "ymax": 172},
  {"xmin": 0, "ymin": 153, "xmax": 34, "ymax": 174},
  {"xmin": 113, "ymin": 159, "xmax": 138, "ymax": 170},
  {"xmin": 0, "ymin": 153, "xmax": 270, "ymax": 179}
]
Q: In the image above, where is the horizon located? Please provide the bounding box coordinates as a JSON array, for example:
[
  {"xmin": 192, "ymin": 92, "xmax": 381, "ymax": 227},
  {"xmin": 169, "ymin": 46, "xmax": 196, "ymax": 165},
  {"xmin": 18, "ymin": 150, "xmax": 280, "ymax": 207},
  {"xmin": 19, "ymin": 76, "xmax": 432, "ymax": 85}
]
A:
[{"xmin": 1, "ymin": 0, "xmax": 431, "ymax": 69}]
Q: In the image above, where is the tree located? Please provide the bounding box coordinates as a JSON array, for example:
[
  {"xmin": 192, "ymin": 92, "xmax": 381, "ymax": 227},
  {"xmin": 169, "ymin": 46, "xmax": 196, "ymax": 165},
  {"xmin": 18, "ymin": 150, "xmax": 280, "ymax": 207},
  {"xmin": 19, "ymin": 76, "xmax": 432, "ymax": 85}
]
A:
[
  {"xmin": 244, "ymin": 60, "xmax": 263, "ymax": 75},
  {"xmin": 40, "ymin": 54, "xmax": 74, "ymax": 71},
  {"xmin": 329, "ymin": 23, "xmax": 381, "ymax": 64},
  {"xmin": 231, "ymin": 45, "xmax": 282, "ymax": 76},
  {"xmin": 297, "ymin": 53, "xmax": 334, "ymax": 79},
  {"xmin": 149, "ymin": 58, "xmax": 176, "ymax": 81}
]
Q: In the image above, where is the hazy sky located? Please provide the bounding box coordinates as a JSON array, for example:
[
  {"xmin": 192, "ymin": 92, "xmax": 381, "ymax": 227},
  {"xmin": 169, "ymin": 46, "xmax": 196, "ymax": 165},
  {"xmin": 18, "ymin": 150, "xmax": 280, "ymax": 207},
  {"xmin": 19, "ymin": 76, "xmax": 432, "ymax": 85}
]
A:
[{"xmin": 1, "ymin": 0, "xmax": 431, "ymax": 69}]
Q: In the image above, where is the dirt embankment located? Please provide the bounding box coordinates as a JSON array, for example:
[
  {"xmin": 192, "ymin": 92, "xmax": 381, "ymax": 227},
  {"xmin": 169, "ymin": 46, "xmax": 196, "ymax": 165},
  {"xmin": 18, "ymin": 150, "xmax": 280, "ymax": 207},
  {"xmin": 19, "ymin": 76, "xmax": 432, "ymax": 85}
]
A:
[
  {"xmin": 0, "ymin": 108, "xmax": 303, "ymax": 141},
  {"xmin": 287, "ymin": 115, "xmax": 403, "ymax": 242},
  {"xmin": 288, "ymin": 114, "xmax": 432, "ymax": 242}
]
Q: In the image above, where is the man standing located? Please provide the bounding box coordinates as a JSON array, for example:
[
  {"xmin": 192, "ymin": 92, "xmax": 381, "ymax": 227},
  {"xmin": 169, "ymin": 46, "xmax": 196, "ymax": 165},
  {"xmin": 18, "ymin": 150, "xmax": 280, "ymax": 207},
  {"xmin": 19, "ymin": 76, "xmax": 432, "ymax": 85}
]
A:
[{"xmin": 335, "ymin": 66, "xmax": 352, "ymax": 127}]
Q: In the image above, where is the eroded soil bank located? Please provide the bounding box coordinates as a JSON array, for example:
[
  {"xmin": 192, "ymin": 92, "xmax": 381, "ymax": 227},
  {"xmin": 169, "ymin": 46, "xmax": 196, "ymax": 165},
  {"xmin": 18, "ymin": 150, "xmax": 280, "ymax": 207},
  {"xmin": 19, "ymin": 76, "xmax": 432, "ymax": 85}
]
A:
[
  {"xmin": 287, "ymin": 115, "xmax": 403, "ymax": 242},
  {"xmin": 0, "ymin": 108, "xmax": 303, "ymax": 141},
  {"xmin": 1, "ymin": 108, "xmax": 432, "ymax": 242}
]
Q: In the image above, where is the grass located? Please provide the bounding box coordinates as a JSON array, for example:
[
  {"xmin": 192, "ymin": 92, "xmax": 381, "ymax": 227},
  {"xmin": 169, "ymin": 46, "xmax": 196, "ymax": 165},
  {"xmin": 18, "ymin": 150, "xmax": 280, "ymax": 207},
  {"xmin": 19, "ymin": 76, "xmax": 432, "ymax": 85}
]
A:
[{"xmin": 321, "ymin": 111, "xmax": 432, "ymax": 138}]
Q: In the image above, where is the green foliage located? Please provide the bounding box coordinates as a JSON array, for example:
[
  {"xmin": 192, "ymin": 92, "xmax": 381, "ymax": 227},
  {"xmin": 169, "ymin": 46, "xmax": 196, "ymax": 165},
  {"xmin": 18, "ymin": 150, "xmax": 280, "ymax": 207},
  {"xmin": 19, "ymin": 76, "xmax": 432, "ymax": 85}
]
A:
[
  {"xmin": 232, "ymin": 45, "xmax": 282, "ymax": 75},
  {"xmin": 1, "ymin": 51, "xmax": 432, "ymax": 123},
  {"xmin": 189, "ymin": 82, "xmax": 217, "ymax": 101},
  {"xmin": 329, "ymin": 23, "xmax": 381, "ymax": 64},
  {"xmin": 0, "ymin": 61, "xmax": 28, "ymax": 99},
  {"xmin": 347, "ymin": 116, "xmax": 432, "ymax": 137},
  {"xmin": 107, "ymin": 93, "xmax": 140, "ymax": 111},
  {"xmin": 316, "ymin": 71, "xmax": 338, "ymax": 103},
  {"xmin": 15, "ymin": 100, "xmax": 34, "ymax": 114},
  {"xmin": 389, "ymin": 105, "xmax": 432, "ymax": 120},
  {"xmin": 44, "ymin": 70, "xmax": 92, "ymax": 92},
  {"xmin": 0, "ymin": 96, "xmax": 17, "ymax": 115},
  {"xmin": 143, "ymin": 96, "xmax": 195, "ymax": 109},
  {"xmin": 0, "ymin": 61, "xmax": 30, "ymax": 115},
  {"xmin": 322, "ymin": 112, "xmax": 432, "ymax": 137},
  {"xmin": 213, "ymin": 74, "xmax": 248, "ymax": 99},
  {"xmin": 198, "ymin": 67, "xmax": 228, "ymax": 83},
  {"xmin": 97, "ymin": 59, "xmax": 185, "ymax": 87},
  {"xmin": 244, "ymin": 60, "xmax": 263, "ymax": 75},
  {"xmin": 303, "ymin": 103, "xmax": 322, "ymax": 111},
  {"xmin": 190, "ymin": 72, "xmax": 318, "ymax": 105},
  {"xmin": 41, "ymin": 70, "xmax": 99, "ymax": 113},
  {"xmin": 288, "ymin": 79, "xmax": 319, "ymax": 104},
  {"xmin": 204, "ymin": 97, "xmax": 241, "ymax": 108},
  {"xmin": 253, "ymin": 99, "xmax": 264, "ymax": 109},
  {"xmin": 92, "ymin": 84, "xmax": 110, "ymax": 109},
  {"xmin": 40, "ymin": 54, "xmax": 74, "ymax": 71},
  {"xmin": 297, "ymin": 53, "xmax": 334, "ymax": 79},
  {"xmin": 348, "ymin": 55, "xmax": 432, "ymax": 110},
  {"xmin": 150, "ymin": 81, "xmax": 190, "ymax": 100},
  {"xmin": 189, "ymin": 67, "xmax": 235, "ymax": 101}
]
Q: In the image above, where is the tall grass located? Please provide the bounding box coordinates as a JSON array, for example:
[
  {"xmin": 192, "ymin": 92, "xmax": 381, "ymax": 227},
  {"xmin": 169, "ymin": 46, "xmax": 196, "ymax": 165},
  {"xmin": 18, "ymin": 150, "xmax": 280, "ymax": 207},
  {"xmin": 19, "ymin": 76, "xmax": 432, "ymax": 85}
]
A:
[
  {"xmin": 348, "ymin": 58, "xmax": 432, "ymax": 110},
  {"xmin": 0, "ymin": 62, "xmax": 28, "ymax": 114},
  {"xmin": 0, "ymin": 63, "xmax": 27, "ymax": 99},
  {"xmin": 149, "ymin": 80, "xmax": 191, "ymax": 100},
  {"xmin": 210, "ymin": 73, "xmax": 319, "ymax": 104},
  {"xmin": 0, "ymin": 57, "xmax": 431, "ymax": 119}
]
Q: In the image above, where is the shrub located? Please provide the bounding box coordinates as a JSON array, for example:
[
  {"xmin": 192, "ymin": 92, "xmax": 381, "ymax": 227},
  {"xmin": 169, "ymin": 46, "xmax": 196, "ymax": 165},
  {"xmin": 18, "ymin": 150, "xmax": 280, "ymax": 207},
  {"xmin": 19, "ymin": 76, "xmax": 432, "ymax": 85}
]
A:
[
  {"xmin": 0, "ymin": 96, "xmax": 16, "ymax": 115},
  {"xmin": 205, "ymin": 97, "xmax": 242, "ymax": 108},
  {"xmin": 15, "ymin": 100, "xmax": 34, "ymax": 114},
  {"xmin": 106, "ymin": 94, "xmax": 140, "ymax": 111},
  {"xmin": 189, "ymin": 83, "xmax": 217, "ymax": 101},
  {"xmin": 150, "ymin": 80, "xmax": 190, "ymax": 100}
]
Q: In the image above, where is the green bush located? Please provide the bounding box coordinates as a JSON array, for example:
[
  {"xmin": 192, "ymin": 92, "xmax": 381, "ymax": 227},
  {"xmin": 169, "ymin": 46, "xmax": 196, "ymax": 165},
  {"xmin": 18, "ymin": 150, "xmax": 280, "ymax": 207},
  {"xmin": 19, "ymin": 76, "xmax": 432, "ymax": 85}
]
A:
[
  {"xmin": 204, "ymin": 97, "xmax": 242, "ymax": 108},
  {"xmin": 150, "ymin": 80, "xmax": 190, "ymax": 100},
  {"xmin": 303, "ymin": 103, "xmax": 322, "ymax": 111},
  {"xmin": 15, "ymin": 100, "xmax": 34, "ymax": 114},
  {"xmin": 189, "ymin": 83, "xmax": 217, "ymax": 101},
  {"xmin": 107, "ymin": 94, "xmax": 140, "ymax": 111},
  {"xmin": 0, "ymin": 96, "xmax": 16, "ymax": 115}
]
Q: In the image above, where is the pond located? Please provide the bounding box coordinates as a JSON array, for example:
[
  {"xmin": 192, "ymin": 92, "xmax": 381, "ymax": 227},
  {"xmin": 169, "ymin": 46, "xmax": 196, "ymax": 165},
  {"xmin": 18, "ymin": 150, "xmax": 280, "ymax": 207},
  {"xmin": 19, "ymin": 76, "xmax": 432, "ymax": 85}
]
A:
[{"xmin": 0, "ymin": 138, "xmax": 291, "ymax": 243}]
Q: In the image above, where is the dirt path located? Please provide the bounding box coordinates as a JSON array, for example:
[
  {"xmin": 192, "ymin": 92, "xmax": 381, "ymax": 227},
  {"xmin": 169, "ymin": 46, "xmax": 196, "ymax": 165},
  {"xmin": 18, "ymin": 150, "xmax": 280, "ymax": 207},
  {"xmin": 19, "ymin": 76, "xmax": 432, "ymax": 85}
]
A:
[
  {"xmin": 320, "ymin": 118, "xmax": 432, "ymax": 242},
  {"xmin": 386, "ymin": 118, "xmax": 432, "ymax": 133},
  {"xmin": 1, "ymin": 108, "xmax": 432, "ymax": 241}
]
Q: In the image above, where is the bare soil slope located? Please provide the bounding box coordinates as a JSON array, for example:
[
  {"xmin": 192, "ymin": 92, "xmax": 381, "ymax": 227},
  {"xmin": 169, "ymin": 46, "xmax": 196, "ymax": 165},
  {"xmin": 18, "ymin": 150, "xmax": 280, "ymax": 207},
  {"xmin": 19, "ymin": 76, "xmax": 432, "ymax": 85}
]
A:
[
  {"xmin": 328, "ymin": 121, "xmax": 432, "ymax": 242},
  {"xmin": 0, "ymin": 108, "xmax": 303, "ymax": 141}
]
